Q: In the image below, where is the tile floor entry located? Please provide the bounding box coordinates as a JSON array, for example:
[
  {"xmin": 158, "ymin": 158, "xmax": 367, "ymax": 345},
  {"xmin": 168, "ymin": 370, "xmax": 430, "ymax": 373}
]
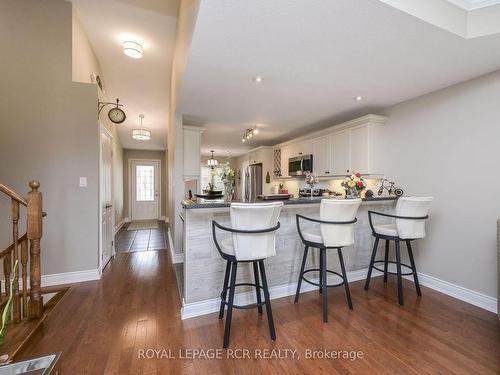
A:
[
  {"xmin": 127, "ymin": 220, "xmax": 159, "ymax": 231},
  {"xmin": 116, "ymin": 221, "xmax": 167, "ymax": 252}
]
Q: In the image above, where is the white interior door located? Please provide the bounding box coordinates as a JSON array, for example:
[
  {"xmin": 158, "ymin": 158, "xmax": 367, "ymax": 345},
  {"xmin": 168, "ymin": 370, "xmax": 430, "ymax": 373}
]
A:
[
  {"xmin": 100, "ymin": 131, "xmax": 113, "ymax": 269},
  {"xmin": 131, "ymin": 160, "xmax": 160, "ymax": 220}
]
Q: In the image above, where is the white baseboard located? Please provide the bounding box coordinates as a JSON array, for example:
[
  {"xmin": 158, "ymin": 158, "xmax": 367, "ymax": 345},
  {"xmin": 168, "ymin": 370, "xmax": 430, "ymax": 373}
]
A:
[
  {"xmin": 1, "ymin": 268, "xmax": 100, "ymax": 293},
  {"xmin": 42, "ymin": 269, "xmax": 101, "ymax": 287},
  {"xmin": 181, "ymin": 268, "xmax": 375, "ymax": 320},
  {"xmin": 181, "ymin": 266, "xmax": 498, "ymax": 319},
  {"xmin": 403, "ymin": 272, "xmax": 498, "ymax": 314},
  {"xmin": 167, "ymin": 228, "xmax": 184, "ymax": 264},
  {"xmin": 114, "ymin": 219, "xmax": 125, "ymax": 234}
]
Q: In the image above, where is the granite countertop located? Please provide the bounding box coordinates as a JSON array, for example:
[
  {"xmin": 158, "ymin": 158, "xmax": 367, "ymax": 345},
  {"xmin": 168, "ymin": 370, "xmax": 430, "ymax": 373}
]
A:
[{"xmin": 181, "ymin": 196, "xmax": 398, "ymax": 209}]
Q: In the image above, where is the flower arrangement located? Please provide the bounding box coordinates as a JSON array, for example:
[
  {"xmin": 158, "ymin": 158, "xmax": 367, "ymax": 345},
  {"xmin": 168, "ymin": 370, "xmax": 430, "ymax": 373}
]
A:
[
  {"xmin": 341, "ymin": 172, "xmax": 366, "ymax": 197},
  {"xmin": 218, "ymin": 164, "xmax": 235, "ymax": 184},
  {"xmin": 219, "ymin": 165, "xmax": 236, "ymax": 201}
]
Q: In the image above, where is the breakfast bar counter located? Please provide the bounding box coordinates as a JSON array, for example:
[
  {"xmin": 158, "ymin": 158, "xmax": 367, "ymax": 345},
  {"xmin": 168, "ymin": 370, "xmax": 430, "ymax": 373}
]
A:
[{"xmin": 179, "ymin": 197, "xmax": 398, "ymax": 319}]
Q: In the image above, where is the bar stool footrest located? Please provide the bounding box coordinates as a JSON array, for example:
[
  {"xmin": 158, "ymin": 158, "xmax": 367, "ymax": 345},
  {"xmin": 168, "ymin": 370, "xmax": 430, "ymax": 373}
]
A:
[
  {"xmin": 302, "ymin": 268, "xmax": 345, "ymax": 288},
  {"xmin": 373, "ymin": 260, "xmax": 414, "ymax": 276},
  {"xmin": 220, "ymin": 283, "xmax": 267, "ymax": 309}
]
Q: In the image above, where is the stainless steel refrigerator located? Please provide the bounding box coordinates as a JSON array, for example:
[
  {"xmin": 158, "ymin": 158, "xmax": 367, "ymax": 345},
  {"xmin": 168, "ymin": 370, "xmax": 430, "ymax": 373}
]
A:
[{"xmin": 244, "ymin": 163, "xmax": 262, "ymax": 201}]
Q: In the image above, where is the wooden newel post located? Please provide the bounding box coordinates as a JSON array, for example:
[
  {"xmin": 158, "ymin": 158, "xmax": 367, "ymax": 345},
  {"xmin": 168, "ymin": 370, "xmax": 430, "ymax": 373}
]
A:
[{"xmin": 27, "ymin": 180, "xmax": 43, "ymax": 319}]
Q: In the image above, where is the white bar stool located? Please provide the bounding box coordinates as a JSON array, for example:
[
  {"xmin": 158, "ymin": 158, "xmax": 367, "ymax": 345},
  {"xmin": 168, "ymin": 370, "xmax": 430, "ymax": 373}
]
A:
[
  {"xmin": 212, "ymin": 201, "xmax": 283, "ymax": 348},
  {"xmin": 364, "ymin": 196, "xmax": 433, "ymax": 305},
  {"xmin": 295, "ymin": 199, "xmax": 362, "ymax": 322}
]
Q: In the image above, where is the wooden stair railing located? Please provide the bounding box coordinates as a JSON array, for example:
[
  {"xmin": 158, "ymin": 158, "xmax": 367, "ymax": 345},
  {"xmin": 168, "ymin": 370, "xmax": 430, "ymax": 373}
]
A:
[{"xmin": 0, "ymin": 181, "xmax": 44, "ymax": 322}]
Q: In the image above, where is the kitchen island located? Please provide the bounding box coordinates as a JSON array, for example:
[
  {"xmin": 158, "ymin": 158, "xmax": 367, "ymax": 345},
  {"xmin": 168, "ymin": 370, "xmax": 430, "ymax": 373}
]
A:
[{"xmin": 179, "ymin": 197, "xmax": 398, "ymax": 319}]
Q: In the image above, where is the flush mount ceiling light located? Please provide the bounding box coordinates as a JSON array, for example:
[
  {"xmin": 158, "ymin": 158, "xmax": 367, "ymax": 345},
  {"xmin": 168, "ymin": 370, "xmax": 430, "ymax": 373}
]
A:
[
  {"xmin": 132, "ymin": 114, "xmax": 151, "ymax": 141},
  {"xmin": 207, "ymin": 150, "xmax": 218, "ymax": 168},
  {"xmin": 123, "ymin": 41, "xmax": 143, "ymax": 59},
  {"xmin": 252, "ymin": 76, "xmax": 263, "ymax": 83},
  {"xmin": 241, "ymin": 127, "xmax": 259, "ymax": 142},
  {"xmin": 354, "ymin": 96, "xmax": 364, "ymax": 101}
]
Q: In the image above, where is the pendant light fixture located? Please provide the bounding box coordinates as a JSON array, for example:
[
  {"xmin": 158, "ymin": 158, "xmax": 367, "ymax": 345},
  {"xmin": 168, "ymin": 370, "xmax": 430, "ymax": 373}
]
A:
[
  {"xmin": 207, "ymin": 150, "xmax": 219, "ymax": 168},
  {"xmin": 132, "ymin": 114, "xmax": 151, "ymax": 141}
]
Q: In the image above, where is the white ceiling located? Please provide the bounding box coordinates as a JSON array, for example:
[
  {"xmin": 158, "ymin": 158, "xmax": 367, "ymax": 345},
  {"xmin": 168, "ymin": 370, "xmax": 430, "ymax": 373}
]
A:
[
  {"xmin": 71, "ymin": 0, "xmax": 178, "ymax": 150},
  {"xmin": 179, "ymin": 0, "xmax": 500, "ymax": 157}
]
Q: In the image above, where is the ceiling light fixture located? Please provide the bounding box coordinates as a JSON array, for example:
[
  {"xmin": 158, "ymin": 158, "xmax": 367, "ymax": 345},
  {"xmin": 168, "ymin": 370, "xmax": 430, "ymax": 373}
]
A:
[
  {"xmin": 355, "ymin": 96, "xmax": 364, "ymax": 101},
  {"xmin": 207, "ymin": 150, "xmax": 219, "ymax": 168},
  {"xmin": 123, "ymin": 41, "xmax": 143, "ymax": 59},
  {"xmin": 253, "ymin": 76, "xmax": 263, "ymax": 83},
  {"xmin": 242, "ymin": 127, "xmax": 259, "ymax": 143},
  {"xmin": 132, "ymin": 114, "xmax": 151, "ymax": 141}
]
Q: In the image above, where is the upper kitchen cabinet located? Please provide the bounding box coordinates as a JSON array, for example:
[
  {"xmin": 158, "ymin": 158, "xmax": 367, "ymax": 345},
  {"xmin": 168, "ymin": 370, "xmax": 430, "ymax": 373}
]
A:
[
  {"xmin": 312, "ymin": 115, "xmax": 386, "ymax": 176},
  {"xmin": 347, "ymin": 121, "xmax": 384, "ymax": 175},
  {"xmin": 312, "ymin": 136, "xmax": 331, "ymax": 176},
  {"xmin": 280, "ymin": 144, "xmax": 291, "ymax": 178},
  {"xmin": 289, "ymin": 140, "xmax": 313, "ymax": 158},
  {"xmin": 330, "ymin": 130, "xmax": 349, "ymax": 174},
  {"xmin": 348, "ymin": 124, "xmax": 370, "ymax": 174},
  {"xmin": 183, "ymin": 126, "xmax": 205, "ymax": 177}
]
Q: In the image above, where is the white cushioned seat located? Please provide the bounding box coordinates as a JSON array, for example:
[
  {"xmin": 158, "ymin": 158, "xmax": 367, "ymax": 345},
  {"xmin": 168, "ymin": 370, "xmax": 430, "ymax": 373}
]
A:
[
  {"xmin": 301, "ymin": 227, "xmax": 323, "ymax": 243},
  {"xmin": 373, "ymin": 223, "xmax": 398, "ymax": 237},
  {"xmin": 220, "ymin": 237, "xmax": 235, "ymax": 256}
]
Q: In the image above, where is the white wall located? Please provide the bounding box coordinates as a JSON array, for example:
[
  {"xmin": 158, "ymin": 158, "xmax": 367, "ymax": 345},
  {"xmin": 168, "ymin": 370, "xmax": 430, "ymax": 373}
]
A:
[
  {"xmin": 168, "ymin": 0, "xmax": 200, "ymax": 254},
  {"xmin": 0, "ymin": 0, "xmax": 102, "ymax": 274},
  {"xmin": 378, "ymin": 69, "xmax": 500, "ymax": 298},
  {"xmin": 72, "ymin": 7, "xmax": 125, "ymax": 227}
]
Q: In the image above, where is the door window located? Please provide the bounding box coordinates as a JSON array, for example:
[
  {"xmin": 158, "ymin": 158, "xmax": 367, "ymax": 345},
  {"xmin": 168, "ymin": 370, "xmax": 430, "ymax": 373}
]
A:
[{"xmin": 136, "ymin": 165, "xmax": 155, "ymax": 201}]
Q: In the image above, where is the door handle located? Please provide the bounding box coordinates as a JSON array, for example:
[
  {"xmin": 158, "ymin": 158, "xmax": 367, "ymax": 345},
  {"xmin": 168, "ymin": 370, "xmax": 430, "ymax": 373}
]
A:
[{"xmin": 105, "ymin": 204, "xmax": 113, "ymax": 209}]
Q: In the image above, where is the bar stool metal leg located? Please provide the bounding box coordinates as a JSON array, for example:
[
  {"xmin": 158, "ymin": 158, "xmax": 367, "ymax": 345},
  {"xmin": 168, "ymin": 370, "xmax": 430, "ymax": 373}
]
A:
[
  {"xmin": 395, "ymin": 241, "xmax": 404, "ymax": 305},
  {"xmin": 223, "ymin": 261, "xmax": 238, "ymax": 348},
  {"xmin": 253, "ymin": 261, "xmax": 263, "ymax": 313},
  {"xmin": 321, "ymin": 248, "xmax": 328, "ymax": 322},
  {"xmin": 383, "ymin": 240, "xmax": 389, "ymax": 283},
  {"xmin": 294, "ymin": 245, "xmax": 309, "ymax": 303},
  {"xmin": 406, "ymin": 241, "xmax": 422, "ymax": 296},
  {"xmin": 364, "ymin": 237, "xmax": 379, "ymax": 290},
  {"xmin": 337, "ymin": 247, "xmax": 353, "ymax": 310},
  {"xmin": 219, "ymin": 261, "xmax": 231, "ymax": 319},
  {"xmin": 319, "ymin": 248, "xmax": 323, "ymax": 295},
  {"xmin": 258, "ymin": 260, "xmax": 276, "ymax": 341}
]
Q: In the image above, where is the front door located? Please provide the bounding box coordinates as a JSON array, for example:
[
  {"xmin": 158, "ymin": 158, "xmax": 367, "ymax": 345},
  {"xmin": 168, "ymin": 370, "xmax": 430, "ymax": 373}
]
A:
[
  {"xmin": 131, "ymin": 160, "xmax": 160, "ymax": 221},
  {"xmin": 100, "ymin": 131, "xmax": 113, "ymax": 269}
]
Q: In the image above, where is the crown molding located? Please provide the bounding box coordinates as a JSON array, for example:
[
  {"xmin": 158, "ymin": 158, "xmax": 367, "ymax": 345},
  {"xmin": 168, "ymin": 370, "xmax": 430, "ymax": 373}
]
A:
[
  {"xmin": 446, "ymin": 0, "xmax": 500, "ymax": 10},
  {"xmin": 275, "ymin": 114, "xmax": 387, "ymax": 148}
]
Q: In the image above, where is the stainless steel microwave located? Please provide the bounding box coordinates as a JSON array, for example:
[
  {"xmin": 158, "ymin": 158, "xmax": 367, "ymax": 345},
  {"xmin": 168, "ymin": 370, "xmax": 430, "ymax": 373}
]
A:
[{"xmin": 288, "ymin": 154, "xmax": 313, "ymax": 176}]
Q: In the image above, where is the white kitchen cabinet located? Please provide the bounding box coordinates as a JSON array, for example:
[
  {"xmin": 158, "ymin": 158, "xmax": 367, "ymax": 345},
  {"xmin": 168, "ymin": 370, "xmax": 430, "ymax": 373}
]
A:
[
  {"xmin": 289, "ymin": 140, "xmax": 313, "ymax": 158},
  {"xmin": 249, "ymin": 150, "xmax": 262, "ymax": 165},
  {"xmin": 183, "ymin": 126, "xmax": 205, "ymax": 177},
  {"xmin": 348, "ymin": 125, "xmax": 370, "ymax": 174},
  {"xmin": 312, "ymin": 136, "xmax": 331, "ymax": 176},
  {"xmin": 280, "ymin": 144, "xmax": 291, "ymax": 177},
  {"xmin": 331, "ymin": 130, "xmax": 349, "ymax": 175}
]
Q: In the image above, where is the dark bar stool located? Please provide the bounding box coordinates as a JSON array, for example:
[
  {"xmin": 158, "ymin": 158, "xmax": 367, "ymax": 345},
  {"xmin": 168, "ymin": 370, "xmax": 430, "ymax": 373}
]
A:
[
  {"xmin": 212, "ymin": 202, "xmax": 283, "ymax": 348},
  {"xmin": 364, "ymin": 197, "xmax": 434, "ymax": 305},
  {"xmin": 295, "ymin": 199, "xmax": 361, "ymax": 322}
]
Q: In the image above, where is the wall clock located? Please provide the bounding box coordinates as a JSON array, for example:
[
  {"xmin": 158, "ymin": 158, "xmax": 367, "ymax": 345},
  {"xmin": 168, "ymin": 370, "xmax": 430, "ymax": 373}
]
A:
[{"xmin": 98, "ymin": 98, "xmax": 126, "ymax": 124}]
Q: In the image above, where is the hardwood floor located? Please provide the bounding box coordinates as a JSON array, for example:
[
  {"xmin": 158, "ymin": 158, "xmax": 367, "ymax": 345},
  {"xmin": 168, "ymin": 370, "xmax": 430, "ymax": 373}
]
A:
[{"xmin": 17, "ymin": 250, "xmax": 500, "ymax": 374}]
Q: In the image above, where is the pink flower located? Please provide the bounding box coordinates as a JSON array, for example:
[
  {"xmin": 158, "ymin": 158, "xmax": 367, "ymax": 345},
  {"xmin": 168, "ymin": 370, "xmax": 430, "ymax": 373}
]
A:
[{"xmin": 355, "ymin": 172, "xmax": 361, "ymax": 178}]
